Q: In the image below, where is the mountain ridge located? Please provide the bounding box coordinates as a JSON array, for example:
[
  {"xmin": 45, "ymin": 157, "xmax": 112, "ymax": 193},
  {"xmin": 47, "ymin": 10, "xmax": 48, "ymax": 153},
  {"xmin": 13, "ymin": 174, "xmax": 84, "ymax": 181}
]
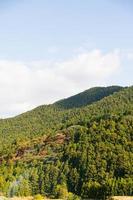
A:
[{"xmin": 54, "ymin": 85, "xmax": 124, "ymax": 109}]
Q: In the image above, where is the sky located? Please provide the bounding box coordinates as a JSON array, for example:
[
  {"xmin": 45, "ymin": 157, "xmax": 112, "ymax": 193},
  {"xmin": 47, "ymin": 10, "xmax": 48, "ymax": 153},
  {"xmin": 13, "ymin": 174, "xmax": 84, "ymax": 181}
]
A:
[{"xmin": 0, "ymin": 0, "xmax": 133, "ymax": 117}]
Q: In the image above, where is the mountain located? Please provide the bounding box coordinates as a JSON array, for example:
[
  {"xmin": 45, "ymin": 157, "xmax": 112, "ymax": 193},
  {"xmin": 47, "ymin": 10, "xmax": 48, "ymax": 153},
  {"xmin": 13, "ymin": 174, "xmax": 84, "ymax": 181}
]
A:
[
  {"xmin": 0, "ymin": 85, "xmax": 123, "ymax": 158},
  {"xmin": 0, "ymin": 86, "xmax": 124, "ymax": 156},
  {"xmin": 0, "ymin": 85, "xmax": 132, "ymax": 199},
  {"xmin": 54, "ymin": 86, "xmax": 123, "ymax": 109}
]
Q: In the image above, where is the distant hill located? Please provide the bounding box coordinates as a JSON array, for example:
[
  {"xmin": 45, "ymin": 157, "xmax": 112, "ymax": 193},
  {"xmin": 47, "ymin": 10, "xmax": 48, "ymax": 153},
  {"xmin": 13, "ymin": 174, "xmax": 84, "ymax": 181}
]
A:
[{"xmin": 54, "ymin": 86, "xmax": 123, "ymax": 109}]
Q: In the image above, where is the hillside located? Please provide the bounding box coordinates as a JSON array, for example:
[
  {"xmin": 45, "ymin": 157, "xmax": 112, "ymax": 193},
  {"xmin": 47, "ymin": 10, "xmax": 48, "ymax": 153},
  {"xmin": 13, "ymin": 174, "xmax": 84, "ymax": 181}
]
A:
[
  {"xmin": 0, "ymin": 86, "xmax": 123, "ymax": 157},
  {"xmin": 0, "ymin": 86, "xmax": 132, "ymax": 199},
  {"xmin": 54, "ymin": 86, "xmax": 123, "ymax": 109}
]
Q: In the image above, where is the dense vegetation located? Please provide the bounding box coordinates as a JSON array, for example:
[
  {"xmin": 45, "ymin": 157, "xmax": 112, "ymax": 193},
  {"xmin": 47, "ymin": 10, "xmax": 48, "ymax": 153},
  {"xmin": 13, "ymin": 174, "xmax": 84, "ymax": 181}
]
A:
[
  {"xmin": 0, "ymin": 86, "xmax": 133, "ymax": 199},
  {"xmin": 55, "ymin": 86, "xmax": 123, "ymax": 109}
]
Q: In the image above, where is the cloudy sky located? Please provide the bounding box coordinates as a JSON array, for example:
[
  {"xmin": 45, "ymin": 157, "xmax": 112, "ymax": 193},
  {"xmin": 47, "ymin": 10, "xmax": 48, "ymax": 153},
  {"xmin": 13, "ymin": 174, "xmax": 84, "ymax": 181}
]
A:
[{"xmin": 0, "ymin": 0, "xmax": 133, "ymax": 117}]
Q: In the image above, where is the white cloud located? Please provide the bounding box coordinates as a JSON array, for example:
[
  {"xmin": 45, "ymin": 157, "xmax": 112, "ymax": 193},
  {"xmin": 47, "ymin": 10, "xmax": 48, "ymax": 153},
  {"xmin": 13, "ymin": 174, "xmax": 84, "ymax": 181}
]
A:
[
  {"xmin": 0, "ymin": 49, "xmax": 121, "ymax": 117},
  {"xmin": 127, "ymin": 52, "xmax": 133, "ymax": 60},
  {"xmin": 119, "ymin": 49, "xmax": 133, "ymax": 61}
]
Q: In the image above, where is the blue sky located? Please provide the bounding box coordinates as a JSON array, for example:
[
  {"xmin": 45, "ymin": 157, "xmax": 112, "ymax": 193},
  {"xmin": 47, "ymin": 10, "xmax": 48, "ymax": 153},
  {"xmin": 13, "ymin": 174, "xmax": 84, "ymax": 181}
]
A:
[
  {"xmin": 0, "ymin": 0, "xmax": 133, "ymax": 117},
  {"xmin": 0, "ymin": 0, "xmax": 133, "ymax": 60}
]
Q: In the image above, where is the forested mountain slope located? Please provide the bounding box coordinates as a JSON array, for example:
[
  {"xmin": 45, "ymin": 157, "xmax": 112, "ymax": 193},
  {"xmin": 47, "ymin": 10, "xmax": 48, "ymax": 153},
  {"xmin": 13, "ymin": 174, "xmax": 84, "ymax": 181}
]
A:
[
  {"xmin": 54, "ymin": 86, "xmax": 123, "ymax": 109},
  {"xmin": 0, "ymin": 86, "xmax": 133, "ymax": 199},
  {"xmin": 0, "ymin": 86, "xmax": 124, "ymax": 156}
]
